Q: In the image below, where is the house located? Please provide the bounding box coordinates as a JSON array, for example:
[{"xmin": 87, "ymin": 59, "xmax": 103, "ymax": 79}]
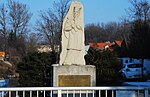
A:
[
  {"xmin": 97, "ymin": 42, "xmax": 112, "ymax": 50},
  {"xmin": 89, "ymin": 42, "xmax": 113, "ymax": 51},
  {"xmin": 0, "ymin": 52, "xmax": 5, "ymax": 60},
  {"xmin": 113, "ymin": 40, "xmax": 122, "ymax": 47},
  {"xmin": 85, "ymin": 45, "xmax": 90, "ymax": 54},
  {"xmin": 37, "ymin": 45, "xmax": 52, "ymax": 53},
  {"xmin": 118, "ymin": 57, "xmax": 141, "ymax": 65},
  {"xmin": 37, "ymin": 45, "xmax": 60, "ymax": 53},
  {"xmin": 89, "ymin": 40, "xmax": 123, "ymax": 51}
]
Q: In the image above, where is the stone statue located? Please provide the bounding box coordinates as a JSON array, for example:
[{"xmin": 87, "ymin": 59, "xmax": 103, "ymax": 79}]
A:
[{"xmin": 59, "ymin": 1, "xmax": 85, "ymax": 65}]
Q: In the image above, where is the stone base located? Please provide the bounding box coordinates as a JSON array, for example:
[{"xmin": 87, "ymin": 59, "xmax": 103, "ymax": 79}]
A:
[{"xmin": 52, "ymin": 65, "xmax": 96, "ymax": 87}]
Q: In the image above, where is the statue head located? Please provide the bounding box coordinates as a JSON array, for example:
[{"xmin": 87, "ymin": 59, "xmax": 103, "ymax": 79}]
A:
[{"xmin": 73, "ymin": 0, "xmax": 81, "ymax": 2}]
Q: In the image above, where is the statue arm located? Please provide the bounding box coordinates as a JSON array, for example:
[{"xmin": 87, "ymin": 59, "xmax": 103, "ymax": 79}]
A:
[
  {"xmin": 63, "ymin": 18, "xmax": 73, "ymax": 38},
  {"xmin": 64, "ymin": 18, "xmax": 72, "ymax": 32},
  {"xmin": 75, "ymin": 19, "xmax": 83, "ymax": 31},
  {"xmin": 76, "ymin": 25, "xmax": 82, "ymax": 31}
]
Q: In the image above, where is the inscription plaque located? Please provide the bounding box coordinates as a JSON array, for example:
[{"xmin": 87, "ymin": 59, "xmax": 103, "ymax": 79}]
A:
[{"xmin": 59, "ymin": 75, "xmax": 91, "ymax": 87}]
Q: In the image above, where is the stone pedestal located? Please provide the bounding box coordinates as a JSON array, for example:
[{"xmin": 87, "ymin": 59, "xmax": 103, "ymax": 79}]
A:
[{"xmin": 53, "ymin": 65, "xmax": 96, "ymax": 87}]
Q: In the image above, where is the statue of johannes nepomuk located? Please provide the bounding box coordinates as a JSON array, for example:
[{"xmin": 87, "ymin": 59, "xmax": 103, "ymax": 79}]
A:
[{"xmin": 59, "ymin": 1, "xmax": 85, "ymax": 65}]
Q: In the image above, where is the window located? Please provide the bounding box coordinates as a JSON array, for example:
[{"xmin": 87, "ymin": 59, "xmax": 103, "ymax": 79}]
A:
[{"xmin": 128, "ymin": 64, "xmax": 142, "ymax": 68}]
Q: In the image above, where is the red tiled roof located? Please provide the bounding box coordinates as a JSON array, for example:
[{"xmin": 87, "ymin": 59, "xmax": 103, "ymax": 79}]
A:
[
  {"xmin": 115, "ymin": 40, "xmax": 122, "ymax": 47},
  {"xmin": 0, "ymin": 52, "xmax": 5, "ymax": 58},
  {"xmin": 98, "ymin": 43, "xmax": 112, "ymax": 49},
  {"xmin": 97, "ymin": 43, "xmax": 106, "ymax": 49},
  {"xmin": 89, "ymin": 42, "xmax": 112, "ymax": 50},
  {"xmin": 89, "ymin": 43, "xmax": 98, "ymax": 48}
]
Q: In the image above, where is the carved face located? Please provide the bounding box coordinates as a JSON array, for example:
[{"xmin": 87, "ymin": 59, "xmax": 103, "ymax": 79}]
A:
[{"xmin": 73, "ymin": 4, "xmax": 82, "ymax": 19}]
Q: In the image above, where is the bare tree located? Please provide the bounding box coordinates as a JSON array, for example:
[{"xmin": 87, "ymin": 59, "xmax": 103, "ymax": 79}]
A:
[
  {"xmin": 0, "ymin": 4, "xmax": 8, "ymax": 51},
  {"xmin": 26, "ymin": 32, "xmax": 39, "ymax": 53},
  {"xmin": 85, "ymin": 22, "xmax": 131, "ymax": 44},
  {"xmin": 53, "ymin": 0, "xmax": 71, "ymax": 26},
  {"xmin": 8, "ymin": 0, "xmax": 32, "ymax": 40},
  {"xmin": 7, "ymin": 0, "xmax": 32, "ymax": 56},
  {"xmin": 85, "ymin": 24, "xmax": 103, "ymax": 43},
  {"xmin": 36, "ymin": 0, "xmax": 71, "ymax": 51},
  {"xmin": 36, "ymin": 10, "xmax": 60, "ymax": 49},
  {"xmin": 128, "ymin": 0, "xmax": 150, "ymax": 21}
]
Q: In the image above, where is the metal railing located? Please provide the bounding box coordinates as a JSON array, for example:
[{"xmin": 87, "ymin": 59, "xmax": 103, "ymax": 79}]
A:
[{"xmin": 0, "ymin": 87, "xmax": 150, "ymax": 97}]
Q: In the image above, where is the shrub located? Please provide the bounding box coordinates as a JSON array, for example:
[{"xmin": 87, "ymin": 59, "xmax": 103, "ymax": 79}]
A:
[{"xmin": 85, "ymin": 47, "xmax": 122, "ymax": 86}]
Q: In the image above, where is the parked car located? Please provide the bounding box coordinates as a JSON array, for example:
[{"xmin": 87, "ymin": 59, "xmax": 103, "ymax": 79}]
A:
[
  {"xmin": 119, "ymin": 63, "xmax": 147, "ymax": 80},
  {"xmin": 0, "ymin": 80, "xmax": 9, "ymax": 96}
]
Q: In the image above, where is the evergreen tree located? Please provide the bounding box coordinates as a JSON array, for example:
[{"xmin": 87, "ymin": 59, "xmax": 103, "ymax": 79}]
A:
[
  {"xmin": 17, "ymin": 52, "xmax": 57, "ymax": 87},
  {"xmin": 129, "ymin": 20, "xmax": 150, "ymax": 59},
  {"xmin": 85, "ymin": 48, "xmax": 122, "ymax": 86},
  {"xmin": 128, "ymin": 0, "xmax": 150, "ymax": 59}
]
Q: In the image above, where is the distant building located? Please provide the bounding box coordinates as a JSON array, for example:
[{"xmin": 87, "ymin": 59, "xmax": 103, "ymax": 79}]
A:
[
  {"xmin": 37, "ymin": 45, "xmax": 60, "ymax": 53},
  {"xmin": 0, "ymin": 52, "xmax": 5, "ymax": 58},
  {"xmin": 0, "ymin": 52, "xmax": 5, "ymax": 60},
  {"xmin": 85, "ymin": 45, "xmax": 90, "ymax": 54},
  {"xmin": 113, "ymin": 40, "xmax": 122, "ymax": 47},
  {"xmin": 89, "ymin": 42, "xmax": 113, "ymax": 51},
  {"xmin": 37, "ymin": 45, "xmax": 52, "ymax": 53},
  {"xmin": 89, "ymin": 40, "xmax": 123, "ymax": 51}
]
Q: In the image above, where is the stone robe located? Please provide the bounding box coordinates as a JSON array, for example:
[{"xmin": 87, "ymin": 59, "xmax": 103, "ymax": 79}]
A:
[{"xmin": 59, "ymin": 1, "xmax": 85, "ymax": 65}]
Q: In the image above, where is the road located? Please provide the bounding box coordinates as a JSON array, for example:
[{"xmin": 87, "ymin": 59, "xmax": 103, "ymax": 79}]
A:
[
  {"xmin": 123, "ymin": 80, "xmax": 150, "ymax": 87},
  {"xmin": 120, "ymin": 80, "xmax": 150, "ymax": 97}
]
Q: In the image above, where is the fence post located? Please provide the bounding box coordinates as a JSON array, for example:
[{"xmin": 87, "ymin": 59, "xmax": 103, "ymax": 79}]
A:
[
  {"xmin": 58, "ymin": 90, "xmax": 62, "ymax": 97},
  {"xmin": 2, "ymin": 91, "xmax": 4, "ymax": 97},
  {"xmin": 144, "ymin": 89, "xmax": 148, "ymax": 97}
]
